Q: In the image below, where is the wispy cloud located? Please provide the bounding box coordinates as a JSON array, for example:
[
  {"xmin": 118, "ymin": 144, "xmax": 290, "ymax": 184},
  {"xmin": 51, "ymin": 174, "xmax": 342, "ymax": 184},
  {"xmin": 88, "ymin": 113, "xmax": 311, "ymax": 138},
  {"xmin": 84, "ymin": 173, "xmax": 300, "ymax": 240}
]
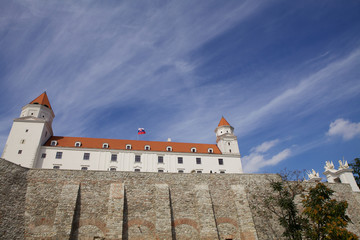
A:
[
  {"xmin": 327, "ymin": 118, "xmax": 360, "ymax": 140},
  {"xmin": 243, "ymin": 139, "xmax": 291, "ymax": 173}
]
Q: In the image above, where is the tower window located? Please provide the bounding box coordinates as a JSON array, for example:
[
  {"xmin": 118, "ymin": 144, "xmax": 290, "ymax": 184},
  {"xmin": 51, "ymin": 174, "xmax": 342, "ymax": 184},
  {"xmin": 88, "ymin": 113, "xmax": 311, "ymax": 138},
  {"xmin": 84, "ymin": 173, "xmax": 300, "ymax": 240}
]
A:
[
  {"xmin": 75, "ymin": 142, "xmax": 82, "ymax": 147},
  {"xmin": 229, "ymin": 149, "xmax": 231, "ymax": 153},
  {"xmin": 56, "ymin": 152, "xmax": 63, "ymax": 159},
  {"xmin": 18, "ymin": 150, "xmax": 22, "ymax": 154},
  {"xmin": 220, "ymin": 171, "xmax": 225, "ymax": 174},
  {"xmin": 51, "ymin": 140, "xmax": 57, "ymax": 146},
  {"xmin": 83, "ymin": 153, "xmax": 90, "ymax": 160},
  {"xmin": 228, "ymin": 142, "xmax": 230, "ymax": 146},
  {"xmin": 218, "ymin": 158, "xmax": 224, "ymax": 165},
  {"xmin": 25, "ymin": 129, "xmax": 29, "ymax": 132},
  {"xmin": 111, "ymin": 154, "xmax": 117, "ymax": 161},
  {"xmin": 126, "ymin": 144, "xmax": 132, "ymax": 150},
  {"xmin": 158, "ymin": 156, "xmax": 164, "ymax": 163},
  {"xmin": 196, "ymin": 158, "xmax": 201, "ymax": 164},
  {"xmin": 178, "ymin": 157, "xmax": 183, "ymax": 164},
  {"xmin": 191, "ymin": 148, "xmax": 197, "ymax": 153},
  {"xmin": 208, "ymin": 148, "xmax": 213, "ymax": 153},
  {"xmin": 102, "ymin": 143, "xmax": 109, "ymax": 149},
  {"xmin": 135, "ymin": 155, "xmax": 141, "ymax": 162},
  {"xmin": 41, "ymin": 153, "xmax": 46, "ymax": 158},
  {"xmin": 20, "ymin": 139, "xmax": 25, "ymax": 144},
  {"xmin": 166, "ymin": 146, "xmax": 172, "ymax": 152}
]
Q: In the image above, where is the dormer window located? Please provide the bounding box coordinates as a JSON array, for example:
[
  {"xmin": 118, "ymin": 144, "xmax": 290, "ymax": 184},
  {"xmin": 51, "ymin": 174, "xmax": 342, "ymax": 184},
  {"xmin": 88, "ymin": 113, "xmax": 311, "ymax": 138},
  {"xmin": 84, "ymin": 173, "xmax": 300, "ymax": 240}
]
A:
[
  {"xmin": 191, "ymin": 147, "xmax": 197, "ymax": 153},
  {"xmin": 126, "ymin": 144, "xmax": 132, "ymax": 150},
  {"xmin": 208, "ymin": 148, "xmax": 213, "ymax": 154},
  {"xmin": 50, "ymin": 140, "xmax": 57, "ymax": 146},
  {"xmin": 166, "ymin": 146, "xmax": 172, "ymax": 152},
  {"xmin": 75, "ymin": 142, "xmax": 82, "ymax": 147},
  {"xmin": 144, "ymin": 145, "xmax": 150, "ymax": 151},
  {"xmin": 102, "ymin": 143, "xmax": 109, "ymax": 149}
]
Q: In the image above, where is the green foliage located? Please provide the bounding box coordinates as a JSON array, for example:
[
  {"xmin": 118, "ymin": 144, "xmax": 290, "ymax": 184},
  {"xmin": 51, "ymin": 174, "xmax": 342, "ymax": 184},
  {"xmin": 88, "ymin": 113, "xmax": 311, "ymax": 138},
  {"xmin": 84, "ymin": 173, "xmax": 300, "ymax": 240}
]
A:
[
  {"xmin": 268, "ymin": 181, "xmax": 306, "ymax": 240},
  {"xmin": 302, "ymin": 183, "xmax": 358, "ymax": 240},
  {"xmin": 349, "ymin": 158, "xmax": 360, "ymax": 187}
]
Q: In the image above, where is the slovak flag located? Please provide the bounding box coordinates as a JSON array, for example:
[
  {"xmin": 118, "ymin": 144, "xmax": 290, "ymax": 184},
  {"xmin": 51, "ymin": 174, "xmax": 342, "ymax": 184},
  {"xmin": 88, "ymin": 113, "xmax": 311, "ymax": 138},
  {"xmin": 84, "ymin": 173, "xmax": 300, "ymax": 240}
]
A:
[{"xmin": 138, "ymin": 128, "xmax": 146, "ymax": 135}]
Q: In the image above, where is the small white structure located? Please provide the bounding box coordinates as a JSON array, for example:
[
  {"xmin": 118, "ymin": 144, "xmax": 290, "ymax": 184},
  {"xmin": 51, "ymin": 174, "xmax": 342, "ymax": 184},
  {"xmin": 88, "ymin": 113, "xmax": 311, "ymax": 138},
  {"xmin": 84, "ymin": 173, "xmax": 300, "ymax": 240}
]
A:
[
  {"xmin": 1, "ymin": 92, "xmax": 243, "ymax": 174},
  {"xmin": 323, "ymin": 159, "xmax": 360, "ymax": 192},
  {"xmin": 306, "ymin": 169, "xmax": 322, "ymax": 182}
]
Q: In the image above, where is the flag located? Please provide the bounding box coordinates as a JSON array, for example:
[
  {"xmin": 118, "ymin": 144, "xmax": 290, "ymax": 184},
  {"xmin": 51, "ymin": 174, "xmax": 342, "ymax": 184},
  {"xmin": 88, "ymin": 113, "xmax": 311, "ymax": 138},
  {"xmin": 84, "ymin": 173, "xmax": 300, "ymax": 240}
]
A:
[{"xmin": 138, "ymin": 128, "xmax": 146, "ymax": 135}]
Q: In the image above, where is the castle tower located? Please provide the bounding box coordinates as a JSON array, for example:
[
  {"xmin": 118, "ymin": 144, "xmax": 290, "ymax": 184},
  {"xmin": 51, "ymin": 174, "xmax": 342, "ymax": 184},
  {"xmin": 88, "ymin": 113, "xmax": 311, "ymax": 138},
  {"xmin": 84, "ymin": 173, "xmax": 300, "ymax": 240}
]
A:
[
  {"xmin": 215, "ymin": 117, "xmax": 240, "ymax": 154},
  {"xmin": 1, "ymin": 92, "xmax": 55, "ymax": 168}
]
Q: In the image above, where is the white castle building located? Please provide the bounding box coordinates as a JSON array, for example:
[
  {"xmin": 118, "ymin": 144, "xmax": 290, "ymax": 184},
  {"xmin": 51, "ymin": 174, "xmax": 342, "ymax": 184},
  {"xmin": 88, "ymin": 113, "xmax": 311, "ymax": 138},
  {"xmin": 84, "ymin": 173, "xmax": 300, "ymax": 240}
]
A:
[{"xmin": 1, "ymin": 92, "xmax": 243, "ymax": 173}]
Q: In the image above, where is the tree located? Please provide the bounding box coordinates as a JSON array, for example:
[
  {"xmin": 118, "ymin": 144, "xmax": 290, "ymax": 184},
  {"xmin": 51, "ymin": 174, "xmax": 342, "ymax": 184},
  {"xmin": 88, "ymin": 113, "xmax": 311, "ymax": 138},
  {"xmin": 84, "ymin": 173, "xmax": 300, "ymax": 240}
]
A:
[
  {"xmin": 349, "ymin": 157, "xmax": 360, "ymax": 187},
  {"xmin": 302, "ymin": 183, "xmax": 358, "ymax": 240}
]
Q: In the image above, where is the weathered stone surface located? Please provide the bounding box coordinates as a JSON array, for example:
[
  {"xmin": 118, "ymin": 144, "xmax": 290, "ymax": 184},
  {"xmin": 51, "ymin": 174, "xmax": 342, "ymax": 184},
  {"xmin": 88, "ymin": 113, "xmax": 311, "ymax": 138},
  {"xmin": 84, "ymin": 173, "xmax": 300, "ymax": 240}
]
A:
[{"xmin": 1, "ymin": 158, "xmax": 360, "ymax": 240}]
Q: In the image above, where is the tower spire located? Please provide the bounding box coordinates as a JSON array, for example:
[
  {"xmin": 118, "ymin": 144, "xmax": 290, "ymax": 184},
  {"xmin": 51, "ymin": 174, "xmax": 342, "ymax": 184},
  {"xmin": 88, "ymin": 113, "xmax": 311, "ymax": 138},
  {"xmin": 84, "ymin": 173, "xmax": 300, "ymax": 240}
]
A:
[{"xmin": 30, "ymin": 91, "xmax": 52, "ymax": 109}]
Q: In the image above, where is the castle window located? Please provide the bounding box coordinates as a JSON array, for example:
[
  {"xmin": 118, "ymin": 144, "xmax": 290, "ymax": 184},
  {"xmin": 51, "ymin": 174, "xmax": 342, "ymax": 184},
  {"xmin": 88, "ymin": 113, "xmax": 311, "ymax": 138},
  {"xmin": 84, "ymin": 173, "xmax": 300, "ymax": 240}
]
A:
[
  {"xmin": 20, "ymin": 139, "xmax": 25, "ymax": 144},
  {"xmin": 134, "ymin": 169, "xmax": 140, "ymax": 172},
  {"xmin": 75, "ymin": 142, "xmax": 82, "ymax": 147},
  {"xmin": 53, "ymin": 166, "xmax": 60, "ymax": 169},
  {"xmin": 18, "ymin": 150, "xmax": 22, "ymax": 154},
  {"xmin": 81, "ymin": 166, "xmax": 88, "ymax": 171},
  {"xmin": 178, "ymin": 157, "xmax": 183, "ymax": 164},
  {"xmin": 103, "ymin": 143, "xmax": 109, "ymax": 149},
  {"xmin": 220, "ymin": 171, "xmax": 225, "ymax": 174},
  {"xmin": 178, "ymin": 170, "xmax": 184, "ymax": 173},
  {"xmin": 83, "ymin": 153, "xmax": 90, "ymax": 160},
  {"xmin": 166, "ymin": 146, "xmax": 172, "ymax": 152},
  {"xmin": 196, "ymin": 158, "xmax": 201, "ymax": 164},
  {"xmin": 145, "ymin": 145, "xmax": 150, "ymax": 150},
  {"xmin": 158, "ymin": 156, "xmax": 164, "ymax": 163},
  {"xmin": 25, "ymin": 129, "xmax": 29, "ymax": 132},
  {"xmin": 56, "ymin": 152, "xmax": 63, "ymax": 159},
  {"xmin": 229, "ymin": 149, "xmax": 231, "ymax": 153},
  {"xmin": 126, "ymin": 144, "xmax": 132, "ymax": 150},
  {"xmin": 197, "ymin": 170, "xmax": 202, "ymax": 173},
  {"xmin": 135, "ymin": 155, "xmax": 141, "ymax": 162},
  {"xmin": 158, "ymin": 169, "xmax": 164, "ymax": 173},
  {"xmin": 41, "ymin": 153, "xmax": 46, "ymax": 158},
  {"xmin": 228, "ymin": 142, "xmax": 230, "ymax": 146},
  {"xmin": 218, "ymin": 158, "xmax": 224, "ymax": 165},
  {"xmin": 208, "ymin": 148, "xmax": 213, "ymax": 154},
  {"xmin": 51, "ymin": 140, "xmax": 57, "ymax": 146},
  {"xmin": 111, "ymin": 154, "xmax": 117, "ymax": 161},
  {"xmin": 191, "ymin": 147, "xmax": 197, "ymax": 153},
  {"xmin": 110, "ymin": 167, "xmax": 116, "ymax": 171}
]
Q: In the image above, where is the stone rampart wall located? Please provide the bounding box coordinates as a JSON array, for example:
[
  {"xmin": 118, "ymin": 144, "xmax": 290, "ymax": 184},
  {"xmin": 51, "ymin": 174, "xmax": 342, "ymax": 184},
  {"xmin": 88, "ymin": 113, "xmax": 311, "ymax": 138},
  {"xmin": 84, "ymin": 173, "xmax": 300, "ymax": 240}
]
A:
[{"xmin": 0, "ymin": 158, "xmax": 359, "ymax": 240}]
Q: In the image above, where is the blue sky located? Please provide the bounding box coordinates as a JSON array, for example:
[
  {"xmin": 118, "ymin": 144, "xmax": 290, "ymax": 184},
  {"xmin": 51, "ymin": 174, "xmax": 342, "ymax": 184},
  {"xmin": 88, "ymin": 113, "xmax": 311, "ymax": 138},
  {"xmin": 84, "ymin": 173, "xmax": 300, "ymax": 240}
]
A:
[{"xmin": 1, "ymin": 0, "xmax": 360, "ymax": 176}]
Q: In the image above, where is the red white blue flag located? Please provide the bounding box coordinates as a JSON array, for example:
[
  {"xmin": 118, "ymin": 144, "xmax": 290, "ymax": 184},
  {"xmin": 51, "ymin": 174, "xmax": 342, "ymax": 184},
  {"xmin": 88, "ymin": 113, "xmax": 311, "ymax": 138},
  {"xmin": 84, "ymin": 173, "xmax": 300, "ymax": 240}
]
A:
[{"xmin": 138, "ymin": 128, "xmax": 146, "ymax": 135}]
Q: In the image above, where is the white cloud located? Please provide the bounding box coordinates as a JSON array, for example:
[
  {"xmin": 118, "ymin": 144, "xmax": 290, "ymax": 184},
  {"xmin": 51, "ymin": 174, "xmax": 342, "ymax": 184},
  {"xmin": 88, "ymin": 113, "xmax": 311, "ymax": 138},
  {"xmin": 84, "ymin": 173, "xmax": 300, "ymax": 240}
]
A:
[
  {"xmin": 327, "ymin": 118, "xmax": 360, "ymax": 140},
  {"xmin": 243, "ymin": 139, "xmax": 291, "ymax": 173}
]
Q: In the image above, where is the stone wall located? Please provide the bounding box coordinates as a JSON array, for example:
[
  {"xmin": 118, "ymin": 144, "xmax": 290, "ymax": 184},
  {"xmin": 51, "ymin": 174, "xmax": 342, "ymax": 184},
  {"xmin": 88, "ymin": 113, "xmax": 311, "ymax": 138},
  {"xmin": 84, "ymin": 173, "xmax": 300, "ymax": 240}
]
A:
[{"xmin": 0, "ymin": 158, "xmax": 359, "ymax": 239}]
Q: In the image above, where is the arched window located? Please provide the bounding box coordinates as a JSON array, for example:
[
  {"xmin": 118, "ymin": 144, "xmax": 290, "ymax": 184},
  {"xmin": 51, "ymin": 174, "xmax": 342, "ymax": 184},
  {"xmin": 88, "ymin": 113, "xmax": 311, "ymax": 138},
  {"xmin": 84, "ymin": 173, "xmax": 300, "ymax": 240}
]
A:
[
  {"xmin": 102, "ymin": 143, "xmax": 109, "ymax": 148},
  {"xmin": 191, "ymin": 147, "xmax": 197, "ymax": 153},
  {"xmin": 50, "ymin": 140, "xmax": 57, "ymax": 146},
  {"xmin": 166, "ymin": 146, "xmax": 172, "ymax": 152},
  {"xmin": 75, "ymin": 142, "xmax": 82, "ymax": 147},
  {"xmin": 208, "ymin": 148, "xmax": 213, "ymax": 154},
  {"xmin": 126, "ymin": 144, "xmax": 132, "ymax": 150},
  {"xmin": 144, "ymin": 145, "xmax": 150, "ymax": 150}
]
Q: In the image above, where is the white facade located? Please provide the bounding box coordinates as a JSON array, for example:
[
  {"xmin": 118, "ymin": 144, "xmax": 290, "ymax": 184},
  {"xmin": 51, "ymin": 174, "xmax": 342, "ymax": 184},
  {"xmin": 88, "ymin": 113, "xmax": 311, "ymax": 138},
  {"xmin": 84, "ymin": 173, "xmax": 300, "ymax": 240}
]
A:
[{"xmin": 2, "ymin": 93, "xmax": 243, "ymax": 173}]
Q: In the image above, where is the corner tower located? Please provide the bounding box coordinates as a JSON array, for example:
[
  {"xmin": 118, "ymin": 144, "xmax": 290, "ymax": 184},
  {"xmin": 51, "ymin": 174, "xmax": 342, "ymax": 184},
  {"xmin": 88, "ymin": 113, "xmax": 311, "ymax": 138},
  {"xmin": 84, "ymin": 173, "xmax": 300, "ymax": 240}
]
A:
[
  {"xmin": 215, "ymin": 117, "xmax": 240, "ymax": 154},
  {"xmin": 1, "ymin": 92, "xmax": 55, "ymax": 168}
]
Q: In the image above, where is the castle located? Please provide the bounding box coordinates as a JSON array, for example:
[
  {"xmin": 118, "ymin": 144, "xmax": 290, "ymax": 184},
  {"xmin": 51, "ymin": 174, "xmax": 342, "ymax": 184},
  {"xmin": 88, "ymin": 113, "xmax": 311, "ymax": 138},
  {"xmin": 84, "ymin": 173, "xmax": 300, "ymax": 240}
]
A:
[{"xmin": 1, "ymin": 92, "xmax": 243, "ymax": 173}]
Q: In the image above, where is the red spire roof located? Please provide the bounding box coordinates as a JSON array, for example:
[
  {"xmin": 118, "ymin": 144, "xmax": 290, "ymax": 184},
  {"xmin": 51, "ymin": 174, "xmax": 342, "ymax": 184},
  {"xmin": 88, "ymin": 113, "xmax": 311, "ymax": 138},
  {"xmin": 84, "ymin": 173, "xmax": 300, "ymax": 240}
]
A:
[
  {"xmin": 218, "ymin": 116, "xmax": 230, "ymax": 127},
  {"xmin": 30, "ymin": 92, "xmax": 52, "ymax": 109}
]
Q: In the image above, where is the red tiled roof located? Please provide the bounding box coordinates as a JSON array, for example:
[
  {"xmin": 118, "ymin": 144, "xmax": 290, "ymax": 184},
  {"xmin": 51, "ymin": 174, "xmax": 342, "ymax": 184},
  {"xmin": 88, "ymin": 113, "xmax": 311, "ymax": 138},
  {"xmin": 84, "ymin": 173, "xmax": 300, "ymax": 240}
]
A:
[
  {"xmin": 44, "ymin": 136, "xmax": 222, "ymax": 154},
  {"xmin": 218, "ymin": 116, "xmax": 230, "ymax": 127},
  {"xmin": 30, "ymin": 92, "xmax": 52, "ymax": 109}
]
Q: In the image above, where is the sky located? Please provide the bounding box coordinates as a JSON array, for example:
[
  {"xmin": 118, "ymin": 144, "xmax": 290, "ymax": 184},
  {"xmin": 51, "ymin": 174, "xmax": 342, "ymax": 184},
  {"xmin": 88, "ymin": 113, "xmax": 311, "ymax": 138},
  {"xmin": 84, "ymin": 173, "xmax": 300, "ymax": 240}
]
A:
[{"xmin": 0, "ymin": 0, "xmax": 360, "ymax": 176}]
